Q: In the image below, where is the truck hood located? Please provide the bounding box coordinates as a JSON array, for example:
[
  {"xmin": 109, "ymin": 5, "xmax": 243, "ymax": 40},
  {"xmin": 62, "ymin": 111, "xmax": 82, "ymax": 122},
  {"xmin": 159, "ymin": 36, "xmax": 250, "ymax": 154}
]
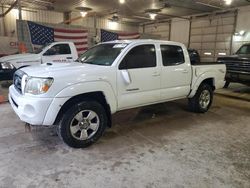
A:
[
  {"xmin": 0, "ymin": 53, "xmax": 39, "ymax": 62},
  {"xmin": 217, "ymin": 54, "xmax": 250, "ymax": 62},
  {"xmin": 21, "ymin": 62, "xmax": 111, "ymax": 80}
]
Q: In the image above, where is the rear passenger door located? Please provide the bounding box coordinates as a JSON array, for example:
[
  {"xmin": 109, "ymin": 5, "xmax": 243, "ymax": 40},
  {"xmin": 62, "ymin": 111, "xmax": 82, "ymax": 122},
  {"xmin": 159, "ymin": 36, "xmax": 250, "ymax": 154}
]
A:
[
  {"xmin": 42, "ymin": 43, "xmax": 73, "ymax": 63},
  {"xmin": 117, "ymin": 44, "xmax": 161, "ymax": 110},
  {"xmin": 160, "ymin": 45, "xmax": 192, "ymax": 100}
]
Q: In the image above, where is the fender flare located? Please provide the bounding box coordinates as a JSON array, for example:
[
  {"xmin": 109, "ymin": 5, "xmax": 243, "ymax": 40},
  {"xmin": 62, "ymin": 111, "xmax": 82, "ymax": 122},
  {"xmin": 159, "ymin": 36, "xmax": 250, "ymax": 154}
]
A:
[
  {"xmin": 188, "ymin": 71, "xmax": 216, "ymax": 98},
  {"xmin": 55, "ymin": 81, "xmax": 117, "ymax": 113}
]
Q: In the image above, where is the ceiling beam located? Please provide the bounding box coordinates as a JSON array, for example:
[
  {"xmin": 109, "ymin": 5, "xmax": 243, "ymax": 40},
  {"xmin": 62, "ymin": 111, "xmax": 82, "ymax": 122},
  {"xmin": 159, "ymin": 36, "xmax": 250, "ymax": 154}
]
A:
[{"xmin": 0, "ymin": 0, "xmax": 18, "ymax": 17}]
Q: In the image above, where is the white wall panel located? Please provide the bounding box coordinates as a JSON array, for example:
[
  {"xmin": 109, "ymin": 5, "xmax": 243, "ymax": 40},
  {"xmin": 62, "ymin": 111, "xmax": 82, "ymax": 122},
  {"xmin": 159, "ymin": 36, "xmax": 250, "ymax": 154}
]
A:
[
  {"xmin": 1, "ymin": 8, "xmax": 63, "ymax": 37},
  {"xmin": 141, "ymin": 22, "xmax": 170, "ymax": 40},
  {"xmin": 190, "ymin": 35, "xmax": 202, "ymax": 42},
  {"xmin": 170, "ymin": 18, "xmax": 190, "ymax": 46}
]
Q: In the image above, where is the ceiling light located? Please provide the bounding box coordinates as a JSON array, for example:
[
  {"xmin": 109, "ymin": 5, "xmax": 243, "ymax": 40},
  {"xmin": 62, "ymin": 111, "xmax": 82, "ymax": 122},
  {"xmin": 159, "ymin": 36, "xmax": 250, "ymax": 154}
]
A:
[
  {"xmin": 119, "ymin": 0, "xmax": 125, "ymax": 4},
  {"xmin": 234, "ymin": 30, "xmax": 246, "ymax": 36},
  {"xmin": 149, "ymin": 13, "xmax": 157, "ymax": 20},
  {"xmin": 239, "ymin": 30, "xmax": 245, "ymax": 36},
  {"xmin": 80, "ymin": 11, "xmax": 87, "ymax": 17},
  {"xmin": 75, "ymin": 6, "xmax": 92, "ymax": 17},
  {"xmin": 224, "ymin": 0, "xmax": 232, "ymax": 5}
]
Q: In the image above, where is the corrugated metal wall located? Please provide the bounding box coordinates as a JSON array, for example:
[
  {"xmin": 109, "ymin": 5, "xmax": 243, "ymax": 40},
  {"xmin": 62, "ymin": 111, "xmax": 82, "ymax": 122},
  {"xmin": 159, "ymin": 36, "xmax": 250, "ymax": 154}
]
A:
[
  {"xmin": 69, "ymin": 12, "xmax": 139, "ymax": 47},
  {"xmin": 0, "ymin": 8, "xmax": 64, "ymax": 37},
  {"xmin": 1, "ymin": 9, "xmax": 139, "ymax": 49},
  {"xmin": 232, "ymin": 6, "xmax": 250, "ymax": 53},
  {"xmin": 70, "ymin": 12, "xmax": 139, "ymax": 32},
  {"xmin": 140, "ymin": 22, "xmax": 170, "ymax": 40},
  {"xmin": 189, "ymin": 12, "xmax": 236, "ymax": 62}
]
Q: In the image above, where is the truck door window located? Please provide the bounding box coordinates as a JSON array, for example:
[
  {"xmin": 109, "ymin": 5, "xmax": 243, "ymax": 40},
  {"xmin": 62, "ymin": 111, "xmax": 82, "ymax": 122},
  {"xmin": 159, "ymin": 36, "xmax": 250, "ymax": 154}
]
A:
[
  {"xmin": 119, "ymin": 45, "xmax": 156, "ymax": 70},
  {"xmin": 52, "ymin": 44, "xmax": 71, "ymax": 55},
  {"xmin": 161, "ymin": 45, "xmax": 185, "ymax": 66}
]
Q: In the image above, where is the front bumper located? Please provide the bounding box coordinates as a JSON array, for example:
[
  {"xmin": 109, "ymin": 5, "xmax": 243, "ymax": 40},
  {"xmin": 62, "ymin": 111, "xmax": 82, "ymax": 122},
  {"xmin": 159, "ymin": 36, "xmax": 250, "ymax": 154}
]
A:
[
  {"xmin": 9, "ymin": 85, "xmax": 54, "ymax": 125},
  {"xmin": 9, "ymin": 85, "xmax": 70, "ymax": 126}
]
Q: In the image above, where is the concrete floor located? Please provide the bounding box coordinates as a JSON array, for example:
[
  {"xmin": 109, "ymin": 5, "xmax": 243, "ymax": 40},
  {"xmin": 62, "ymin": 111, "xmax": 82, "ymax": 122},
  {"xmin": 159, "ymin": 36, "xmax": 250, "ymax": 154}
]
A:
[{"xmin": 0, "ymin": 95, "xmax": 249, "ymax": 188}]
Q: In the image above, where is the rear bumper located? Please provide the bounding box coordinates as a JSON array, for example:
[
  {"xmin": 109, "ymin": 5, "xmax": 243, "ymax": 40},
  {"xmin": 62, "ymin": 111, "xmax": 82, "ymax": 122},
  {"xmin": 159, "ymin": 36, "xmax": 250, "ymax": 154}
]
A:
[{"xmin": 0, "ymin": 69, "xmax": 16, "ymax": 81}]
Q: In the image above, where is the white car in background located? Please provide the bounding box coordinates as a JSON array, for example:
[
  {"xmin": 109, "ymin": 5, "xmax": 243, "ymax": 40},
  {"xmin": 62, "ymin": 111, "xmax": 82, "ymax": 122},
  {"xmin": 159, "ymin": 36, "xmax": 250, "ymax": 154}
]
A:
[
  {"xmin": 0, "ymin": 42, "xmax": 78, "ymax": 80},
  {"xmin": 9, "ymin": 39, "xmax": 226, "ymax": 148}
]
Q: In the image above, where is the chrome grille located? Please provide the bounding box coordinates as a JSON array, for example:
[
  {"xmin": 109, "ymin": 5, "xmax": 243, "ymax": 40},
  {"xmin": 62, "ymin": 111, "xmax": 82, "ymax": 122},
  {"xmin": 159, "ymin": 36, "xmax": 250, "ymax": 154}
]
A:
[
  {"xmin": 224, "ymin": 61, "xmax": 250, "ymax": 73},
  {"xmin": 13, "ymin": 70, "xmax": 25, "ymax": 94}
]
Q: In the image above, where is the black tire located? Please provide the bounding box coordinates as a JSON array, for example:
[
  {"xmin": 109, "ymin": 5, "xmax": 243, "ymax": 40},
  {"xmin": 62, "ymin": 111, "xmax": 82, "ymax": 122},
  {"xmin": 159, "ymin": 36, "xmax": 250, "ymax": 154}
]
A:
[
  {"xmin": 58, "ymin": 100, "xmax": 107, "ymax": 148},
  {"xmin": 223, "ymin": 81, "xmax": 230, "ymax": 88},
  {"xmin": 188, "ymin": 84, "xmax": 213, "ymax": 113}
]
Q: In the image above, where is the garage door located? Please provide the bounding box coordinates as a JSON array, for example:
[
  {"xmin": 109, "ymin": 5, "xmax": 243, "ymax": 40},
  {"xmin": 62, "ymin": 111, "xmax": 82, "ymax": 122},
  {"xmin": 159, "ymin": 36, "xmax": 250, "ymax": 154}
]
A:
[{"xmin": 189, "ymin": 11, "xmax": 236, "ymax": 62}]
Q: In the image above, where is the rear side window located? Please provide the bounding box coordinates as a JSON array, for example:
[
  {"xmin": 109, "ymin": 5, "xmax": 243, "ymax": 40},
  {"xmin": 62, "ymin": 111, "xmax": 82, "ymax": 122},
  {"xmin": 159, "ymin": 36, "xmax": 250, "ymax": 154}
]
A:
[
  {"xmin": 53, "ymin": 44, "xmax": 71, "ymax": 55},
  {"xmin": 161, "ymin": 45, "xmax": 185, "ymax": 66},
  {"xmin": 119, "ymin": 45, "xmax": 156, "ymax": 69}
]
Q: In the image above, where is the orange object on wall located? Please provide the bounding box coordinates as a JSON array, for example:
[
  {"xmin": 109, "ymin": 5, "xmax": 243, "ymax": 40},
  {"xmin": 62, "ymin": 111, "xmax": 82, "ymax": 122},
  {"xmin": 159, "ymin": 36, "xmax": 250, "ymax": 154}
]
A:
[{"xmin": 18, "ymin": 42, "xmax": 27, "ymax": 53}]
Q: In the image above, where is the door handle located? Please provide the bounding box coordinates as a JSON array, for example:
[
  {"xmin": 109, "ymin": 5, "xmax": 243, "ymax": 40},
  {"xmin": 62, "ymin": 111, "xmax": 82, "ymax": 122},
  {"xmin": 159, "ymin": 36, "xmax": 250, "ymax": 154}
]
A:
[
  {"xmin": 152, "ymin": 72, "xmax": 160, "ymax": 77},
  {"xmin": 66, "ymin": 57, "xmax": 73, "ymax": 59},
  {"xmin": 182, "ymin": 69, "xmax": 189, "ymax": 73}
]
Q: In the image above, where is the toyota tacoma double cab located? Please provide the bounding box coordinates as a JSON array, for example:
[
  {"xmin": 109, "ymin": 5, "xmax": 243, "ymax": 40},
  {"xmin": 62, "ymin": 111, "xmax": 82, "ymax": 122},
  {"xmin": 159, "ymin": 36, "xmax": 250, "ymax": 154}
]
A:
[
  {"xmin": 0, "ymin": 41, "xmax": 78, "ymax": 81},
  {"xmin": 217, "ymin": 43, "xmax": 250, "ymax": 87},
  {"xmin": 9, "ymin": 40, "xmax": 226, "ymax": 148}
]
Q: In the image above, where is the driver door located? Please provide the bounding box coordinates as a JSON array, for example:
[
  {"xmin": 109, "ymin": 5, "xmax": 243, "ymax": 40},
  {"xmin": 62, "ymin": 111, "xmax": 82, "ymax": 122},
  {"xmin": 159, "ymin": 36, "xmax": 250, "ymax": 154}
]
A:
[{"xmin": 117, "ymin": 44, "xmax": 161, "ymax": 110}]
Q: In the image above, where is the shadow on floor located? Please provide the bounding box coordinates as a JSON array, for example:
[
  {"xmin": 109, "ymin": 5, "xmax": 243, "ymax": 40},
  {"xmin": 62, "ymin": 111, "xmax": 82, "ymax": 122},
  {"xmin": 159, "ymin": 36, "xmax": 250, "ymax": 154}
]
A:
[
  {"xmin": 0, "ymin": 81, "xmax": 11, "ymax": 103},
  {"xmin": 216, "ymin": 83, "xmax": 250, "ymax": 102}
]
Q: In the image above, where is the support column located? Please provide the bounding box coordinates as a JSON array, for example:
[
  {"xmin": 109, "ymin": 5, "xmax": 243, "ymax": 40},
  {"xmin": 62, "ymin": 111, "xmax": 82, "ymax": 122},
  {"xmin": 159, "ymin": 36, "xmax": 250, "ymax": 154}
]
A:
[
  {"xmin": 1, "ymin": 6, "xmax": 7, "ymax": 36},
  {"xmin": 18, "ymin": 0, "xmax": 22, "ymax": 20},
  {"xmin": 230, "ymin": 10, "xmax": 238, "ymax": 55}
]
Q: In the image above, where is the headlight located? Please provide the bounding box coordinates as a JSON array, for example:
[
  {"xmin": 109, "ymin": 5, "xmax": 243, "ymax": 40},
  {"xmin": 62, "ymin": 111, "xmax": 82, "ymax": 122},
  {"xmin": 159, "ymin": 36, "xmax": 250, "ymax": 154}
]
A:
[
  {"xmin": 24, "ymin": 77, "xmax": 53, "ymax": 95},
  {"xmin": 1, "ymin": 62, "xmax": 15, "ymax": 69}
]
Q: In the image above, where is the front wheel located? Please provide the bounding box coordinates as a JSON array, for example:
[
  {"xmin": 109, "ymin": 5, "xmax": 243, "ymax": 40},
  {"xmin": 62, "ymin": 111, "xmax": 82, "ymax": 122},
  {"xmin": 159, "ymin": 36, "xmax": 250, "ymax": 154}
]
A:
[
  {"xmin": 188, "ymin": 84, "xmax": 213, "ymax": 113},
  {"xmin": 58, "ymin": 100, "xmax": 107, "ymax": 148}
]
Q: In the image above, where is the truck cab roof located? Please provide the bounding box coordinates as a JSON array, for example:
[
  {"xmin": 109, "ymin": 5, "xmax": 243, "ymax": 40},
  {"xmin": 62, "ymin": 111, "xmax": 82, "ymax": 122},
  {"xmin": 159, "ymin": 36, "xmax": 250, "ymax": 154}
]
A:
[{"xmin": 103, "ymin": 39, "xmax": 185, "ymax": 46}]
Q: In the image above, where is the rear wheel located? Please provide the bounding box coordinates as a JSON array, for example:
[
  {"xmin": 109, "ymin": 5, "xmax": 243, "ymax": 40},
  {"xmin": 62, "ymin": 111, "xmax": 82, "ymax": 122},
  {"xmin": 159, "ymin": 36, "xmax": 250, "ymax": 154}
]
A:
[
  {"xmin": 188, "ymin": 83, "xmax": 213, "ymax": 113},
  {"xmin": 58, "ymin": 100, "xmax": 107, "ymax": 148}
]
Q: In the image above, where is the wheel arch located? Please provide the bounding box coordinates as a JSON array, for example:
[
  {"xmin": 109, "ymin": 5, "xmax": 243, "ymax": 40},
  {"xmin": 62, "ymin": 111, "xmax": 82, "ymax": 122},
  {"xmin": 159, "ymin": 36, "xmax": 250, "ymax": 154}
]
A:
[
  {"xmin": 54, "ymin": 91, "xmax": 112, "ymax": 127},
  {"xmin": 189, "ymin": 77, "xmax": 215, "ymax": 98}
]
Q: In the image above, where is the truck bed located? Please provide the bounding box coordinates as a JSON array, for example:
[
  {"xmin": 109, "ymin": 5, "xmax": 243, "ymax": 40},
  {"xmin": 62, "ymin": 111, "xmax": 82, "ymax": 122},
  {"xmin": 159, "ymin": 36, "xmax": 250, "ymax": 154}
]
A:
[{"xmin": 191, "ymin": 63, "xmax": 226, "ymax": 93}]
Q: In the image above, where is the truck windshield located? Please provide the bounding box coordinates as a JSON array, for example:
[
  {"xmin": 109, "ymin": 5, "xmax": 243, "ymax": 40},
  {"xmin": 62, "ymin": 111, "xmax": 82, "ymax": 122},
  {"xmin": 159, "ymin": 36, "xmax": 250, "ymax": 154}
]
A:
[
  {"xmin": 236, "ymin": 44, "xmax": 250, "ymax": 55},
  {"xmin": 78, "ymin": 43, "xmax": 127, "ymax": 66}
]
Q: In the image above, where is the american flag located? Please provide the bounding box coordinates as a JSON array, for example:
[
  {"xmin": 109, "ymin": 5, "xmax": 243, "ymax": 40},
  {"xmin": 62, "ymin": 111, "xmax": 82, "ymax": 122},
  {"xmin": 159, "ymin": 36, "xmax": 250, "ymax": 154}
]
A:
[
  {"xmin": 27, "ymin": 21, "xmax": 88, "ymax": 54},
  {"xmin": 101, "ymin": 29, "xmax": 140, "ymax": 42}
]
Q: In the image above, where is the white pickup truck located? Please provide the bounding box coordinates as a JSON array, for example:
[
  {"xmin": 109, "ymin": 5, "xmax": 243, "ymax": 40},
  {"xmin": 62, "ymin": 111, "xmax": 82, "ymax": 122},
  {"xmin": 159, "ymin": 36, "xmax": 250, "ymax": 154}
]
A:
[
  {"xmin": 0, "ymin": 41, "xmax": 78, "ymax": 80},
  {"xmin": 9, "ymin": 40, "xmax": 226, "ymax": 148}
]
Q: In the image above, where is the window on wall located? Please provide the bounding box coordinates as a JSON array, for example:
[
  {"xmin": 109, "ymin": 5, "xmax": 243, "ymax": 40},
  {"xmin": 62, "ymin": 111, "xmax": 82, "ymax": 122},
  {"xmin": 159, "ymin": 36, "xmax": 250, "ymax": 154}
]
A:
[
  {"xmin": 160, "ymin": 45, "xmax": 185, "ymax": 66},
  {"xmin": 119, "ymin": 45, "xmax": 156, "ymax": 69}
]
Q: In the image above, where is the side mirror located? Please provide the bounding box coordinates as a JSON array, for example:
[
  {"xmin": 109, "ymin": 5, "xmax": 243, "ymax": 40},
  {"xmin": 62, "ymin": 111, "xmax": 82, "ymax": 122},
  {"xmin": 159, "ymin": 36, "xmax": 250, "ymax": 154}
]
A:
[
  {"xmin": 43, "ymin": 48, "xmax": 56, "ymax": 56},
  {"xmin": 121, "ymin": 70, "xmax": 131, "ymax": 85}
]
